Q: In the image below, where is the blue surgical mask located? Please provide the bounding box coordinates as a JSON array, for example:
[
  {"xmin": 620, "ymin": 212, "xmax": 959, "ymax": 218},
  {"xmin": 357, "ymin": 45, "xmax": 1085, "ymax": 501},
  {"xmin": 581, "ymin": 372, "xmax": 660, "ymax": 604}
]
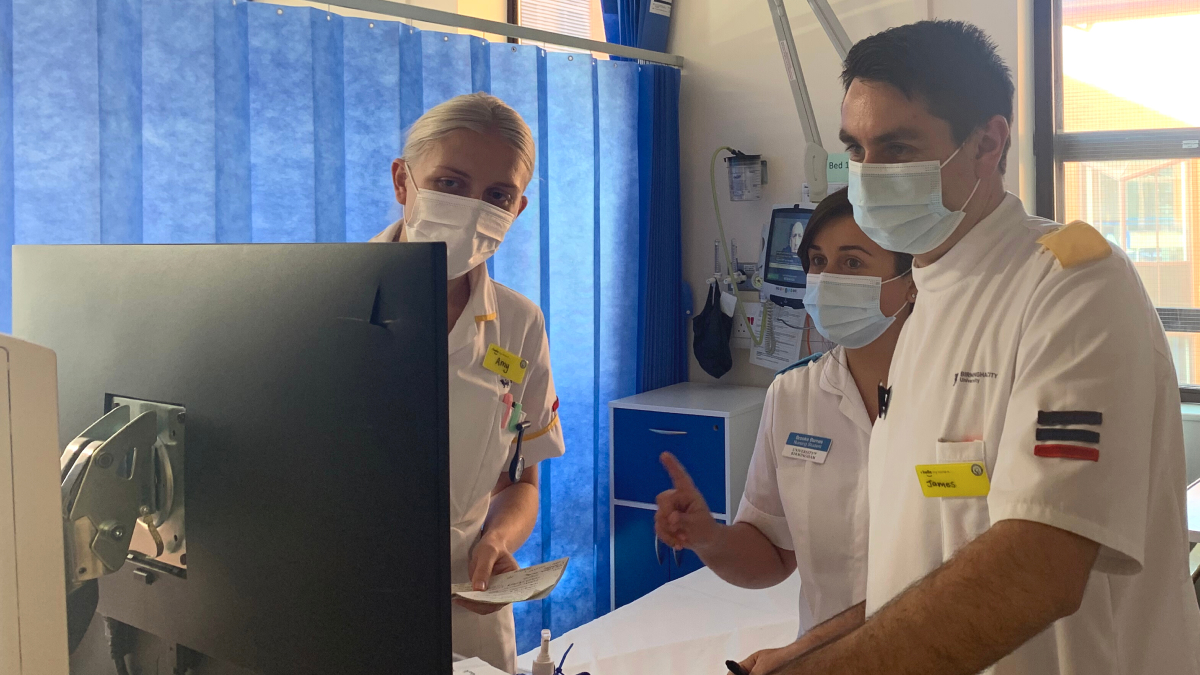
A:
[
  {"xmin": 847, "ymin": 146, "xmax": 981, "ymax": 255},
  {"xmin": 805, "ymin": 271, "xmax": 910, "ymax": 349}
]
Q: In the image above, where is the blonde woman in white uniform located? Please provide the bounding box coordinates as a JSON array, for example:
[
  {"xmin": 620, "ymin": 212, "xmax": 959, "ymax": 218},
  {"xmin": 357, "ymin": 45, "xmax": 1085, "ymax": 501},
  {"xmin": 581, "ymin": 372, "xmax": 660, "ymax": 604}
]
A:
[
  {"xmin": 371, "ymin": 93, "xmax": 565, "ymax": 673},
  {"xmin": 654, "ymin": 188, "xmax": 917, "ymax": 675}
]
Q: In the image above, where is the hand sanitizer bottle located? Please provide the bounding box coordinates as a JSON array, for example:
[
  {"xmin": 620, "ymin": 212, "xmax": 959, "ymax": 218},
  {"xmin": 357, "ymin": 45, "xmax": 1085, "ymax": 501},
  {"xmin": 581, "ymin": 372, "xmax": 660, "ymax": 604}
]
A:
[{"xmin": 531, "ymin": 629, "xmax": 555, "ymax": 675}]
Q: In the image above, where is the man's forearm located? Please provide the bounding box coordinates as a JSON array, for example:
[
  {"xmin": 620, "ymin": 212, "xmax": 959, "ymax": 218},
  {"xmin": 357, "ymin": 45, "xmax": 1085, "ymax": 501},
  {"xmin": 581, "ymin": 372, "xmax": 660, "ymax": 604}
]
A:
[
  {"xmin": 769, "ymin": 520, "xmax": 1099, "ymax": 675},
  {"xmin": 694, "ymin": 522, "xmax": 796, "ymax": 589},
  {"xmin": 792, "ymin": 602, "xmax": 866, "ymax": 655}
]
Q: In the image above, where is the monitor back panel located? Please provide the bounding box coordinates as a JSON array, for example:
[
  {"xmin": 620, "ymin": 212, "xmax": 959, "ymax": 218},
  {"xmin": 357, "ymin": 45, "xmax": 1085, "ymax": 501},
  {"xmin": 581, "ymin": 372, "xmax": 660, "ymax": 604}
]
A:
[{"xmin": 13, "ymin": 244, "xmax": 451, "ymax": 675}]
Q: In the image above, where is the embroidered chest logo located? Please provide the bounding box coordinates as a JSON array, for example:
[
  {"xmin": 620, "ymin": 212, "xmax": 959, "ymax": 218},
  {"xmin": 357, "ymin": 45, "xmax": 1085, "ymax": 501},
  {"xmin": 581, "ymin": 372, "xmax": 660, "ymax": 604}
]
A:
[{"xmin": 953, "ymin": 370, "xmax": 998, "ymax": 386}]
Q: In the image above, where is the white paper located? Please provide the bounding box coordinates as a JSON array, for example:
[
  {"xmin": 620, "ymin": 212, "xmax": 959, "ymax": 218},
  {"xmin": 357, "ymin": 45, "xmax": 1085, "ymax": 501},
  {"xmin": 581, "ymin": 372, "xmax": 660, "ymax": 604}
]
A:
[
  {"xmin": 451, "ymin": 557, "xmax": 569, "ymax": 605},
  {"xmin": 748, "ymin": 304, "xmax": 805, "ymax": 371},
  {"xmin": 649, "ymin": 0, "xmax": 672, "ymax": 17},
  {"xmin": 719, "ymin": 290, "xmax": 737, "ymax": 317},
  {"xmin": 453, "ymin": 658, "xmax": 509, "ymax": 675}
]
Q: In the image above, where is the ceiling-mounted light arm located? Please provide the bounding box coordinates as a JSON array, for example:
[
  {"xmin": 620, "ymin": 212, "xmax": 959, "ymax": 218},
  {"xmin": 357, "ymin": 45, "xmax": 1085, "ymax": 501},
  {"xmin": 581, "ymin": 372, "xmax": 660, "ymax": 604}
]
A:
[
  {"xmin": 768, "ymin": 0, "xmax": 827, "ymax": 200},
  {"xmin": 769, "ymin": 0, "xmax": 822, "ymax": 149},
  {"xmin": 808, "ymin": 0, "xmax": 853, "ymax": 61}
]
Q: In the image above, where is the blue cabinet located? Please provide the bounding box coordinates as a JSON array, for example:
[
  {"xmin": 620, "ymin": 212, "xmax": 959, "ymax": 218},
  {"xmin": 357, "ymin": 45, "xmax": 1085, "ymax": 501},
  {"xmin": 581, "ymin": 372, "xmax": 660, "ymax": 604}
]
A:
[
  {"xmin": 612, "ymin": 506, "xmax": 670, "ymax": 608},
  {"xmin": 612, "ymin": 408, "xmax": 727, "ymax": 512},
  {"xmin": 613, "ymin": 504, "xmax": 714, "ymax": 608},
  {"xmin": 610, "ymin": 383, "xmax": 766, "ymax": 609}
]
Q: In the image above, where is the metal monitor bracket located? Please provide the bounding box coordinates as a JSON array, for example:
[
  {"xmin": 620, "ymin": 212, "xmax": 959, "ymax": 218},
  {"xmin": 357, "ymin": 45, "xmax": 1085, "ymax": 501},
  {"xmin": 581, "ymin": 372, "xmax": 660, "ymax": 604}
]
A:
[
  {"xmin": 767, "ymin": 0, "xmax": 853, "ymax": 202},
  {"xmin": 60, "ymin": 398, "xmax": 187, "ymax": 594}
]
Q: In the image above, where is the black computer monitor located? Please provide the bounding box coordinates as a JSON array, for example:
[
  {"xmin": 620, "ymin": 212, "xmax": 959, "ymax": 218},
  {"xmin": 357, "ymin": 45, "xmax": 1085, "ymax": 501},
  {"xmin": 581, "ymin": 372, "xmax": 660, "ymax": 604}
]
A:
[{"xmin": 13, "ymin": 244, "xmax": 451, "ymax": 675}]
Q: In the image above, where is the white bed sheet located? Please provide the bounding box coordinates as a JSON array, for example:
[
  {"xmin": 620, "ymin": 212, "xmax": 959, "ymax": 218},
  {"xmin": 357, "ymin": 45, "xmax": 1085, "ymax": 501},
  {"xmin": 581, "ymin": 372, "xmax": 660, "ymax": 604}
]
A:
[{"xmin": 516, "ymin": 568, "xmax": 801, "ymax": 675}]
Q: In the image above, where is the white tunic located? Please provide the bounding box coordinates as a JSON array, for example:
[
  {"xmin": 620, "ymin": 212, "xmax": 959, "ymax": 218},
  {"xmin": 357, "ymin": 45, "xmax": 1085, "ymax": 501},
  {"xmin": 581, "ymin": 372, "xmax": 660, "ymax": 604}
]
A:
[
  {"xmin": 867, "ymin": 194, "xmax": 1200, "ymax": 673},
  {"xmin": 734, "ymin": 345, "xmax": 870, "ymax": 634},
  {"xmin": 372, "ymin": 222, "xmax": 566, "ymax": 673}
]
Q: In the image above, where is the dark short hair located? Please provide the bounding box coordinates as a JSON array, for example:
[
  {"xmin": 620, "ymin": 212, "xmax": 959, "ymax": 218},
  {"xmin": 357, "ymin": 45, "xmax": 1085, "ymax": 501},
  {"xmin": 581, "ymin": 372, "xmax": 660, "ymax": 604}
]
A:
[
  {"xmin": 841, "ymin": 20, "xmax": 1013, "ymax": 171},
  {"xmin": 798, "ymin": 187, "xmax": 913, "ymax": 276}
]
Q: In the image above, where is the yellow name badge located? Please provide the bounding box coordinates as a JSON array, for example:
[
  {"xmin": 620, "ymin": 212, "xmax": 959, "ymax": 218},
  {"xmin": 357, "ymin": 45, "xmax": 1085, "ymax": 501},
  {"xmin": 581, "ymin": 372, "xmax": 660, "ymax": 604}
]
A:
[
  {"xmin": 915, "ymin": 462, "xmax": 991, "ymax": 498},
  {"xmin": 483, "ymin": 343, "xmax": 528, "ymax": 384}
]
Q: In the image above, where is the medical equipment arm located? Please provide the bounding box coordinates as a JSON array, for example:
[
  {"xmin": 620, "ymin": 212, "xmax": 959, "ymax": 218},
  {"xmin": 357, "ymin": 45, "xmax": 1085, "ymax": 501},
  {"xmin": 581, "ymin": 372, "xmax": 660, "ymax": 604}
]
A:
[
  {"xmin": 766, "ymin": 0, "xmax": 852, "ymax": 203},
  {"xmin": 768, "ymin": 520, "xmax": 1099, "ymax": 675}
]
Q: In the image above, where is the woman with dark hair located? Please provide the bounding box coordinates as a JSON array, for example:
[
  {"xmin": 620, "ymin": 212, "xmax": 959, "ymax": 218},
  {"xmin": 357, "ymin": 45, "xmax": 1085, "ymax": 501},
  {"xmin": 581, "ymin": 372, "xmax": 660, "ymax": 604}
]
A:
[{"xmin": 654, "ymin": 188, "xmax": 916, "ymax": 674}]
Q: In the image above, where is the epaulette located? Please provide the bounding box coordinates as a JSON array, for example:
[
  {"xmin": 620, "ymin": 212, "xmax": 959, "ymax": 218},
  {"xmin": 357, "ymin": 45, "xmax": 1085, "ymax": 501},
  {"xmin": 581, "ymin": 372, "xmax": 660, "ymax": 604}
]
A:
[
  {"xmin": 775, "ymin": 352, "xmax": 823, "ymax": 378},
  {"xmin": 1037, "ymin": 220, "xmax": 1112, "ymax": 269}
]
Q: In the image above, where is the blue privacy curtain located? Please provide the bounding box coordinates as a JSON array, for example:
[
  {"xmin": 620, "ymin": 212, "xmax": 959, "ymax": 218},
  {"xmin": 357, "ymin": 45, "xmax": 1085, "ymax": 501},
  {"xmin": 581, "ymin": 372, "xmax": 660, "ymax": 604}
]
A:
[
  {"xmin": 0, "ymin": 0, "xmax": 683, "ymax": 651},
  {"xmin": 601, "ymin": 0, "xmax": 639, "ymax": 48}
]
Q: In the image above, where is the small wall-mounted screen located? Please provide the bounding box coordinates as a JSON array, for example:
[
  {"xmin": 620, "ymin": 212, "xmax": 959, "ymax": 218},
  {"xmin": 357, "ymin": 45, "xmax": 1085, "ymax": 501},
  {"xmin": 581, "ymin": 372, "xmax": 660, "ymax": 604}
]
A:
[{"xmin": 763, "ymin": 207, "xmax": 813, "ymax": 288}]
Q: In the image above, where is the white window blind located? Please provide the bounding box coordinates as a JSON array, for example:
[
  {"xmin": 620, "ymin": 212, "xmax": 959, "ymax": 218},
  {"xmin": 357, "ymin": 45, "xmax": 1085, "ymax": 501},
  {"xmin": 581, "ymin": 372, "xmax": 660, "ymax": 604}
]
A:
[{"xmin": 519, "ymin": 0, "xmax": 592, "ymax": 43}]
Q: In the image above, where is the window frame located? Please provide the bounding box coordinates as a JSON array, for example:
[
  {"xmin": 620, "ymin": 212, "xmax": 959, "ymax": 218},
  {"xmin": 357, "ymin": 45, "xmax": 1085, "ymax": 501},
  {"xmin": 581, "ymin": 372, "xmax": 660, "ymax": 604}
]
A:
[{"xmin": 1034, "ymin": 0, "xmax": 1200, "ymax": 395}]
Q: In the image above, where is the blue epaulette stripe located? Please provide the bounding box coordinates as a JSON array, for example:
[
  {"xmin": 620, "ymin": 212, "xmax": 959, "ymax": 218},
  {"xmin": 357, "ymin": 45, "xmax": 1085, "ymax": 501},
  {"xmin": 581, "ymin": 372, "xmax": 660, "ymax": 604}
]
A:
[{"xmin": 775, "ymin": 352, "xmax": 823, "ymax": 378}]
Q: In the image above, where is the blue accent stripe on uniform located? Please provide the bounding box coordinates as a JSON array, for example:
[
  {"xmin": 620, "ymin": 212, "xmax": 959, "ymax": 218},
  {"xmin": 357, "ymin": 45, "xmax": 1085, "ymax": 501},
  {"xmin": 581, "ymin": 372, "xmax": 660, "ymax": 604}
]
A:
[{"xmin": 775, "ymin": 351, "xmax": 823, "ymax": 378}]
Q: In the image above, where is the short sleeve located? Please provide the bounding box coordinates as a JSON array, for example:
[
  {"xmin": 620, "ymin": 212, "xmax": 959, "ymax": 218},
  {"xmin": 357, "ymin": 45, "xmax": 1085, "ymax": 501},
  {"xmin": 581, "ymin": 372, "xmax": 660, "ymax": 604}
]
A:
[
  {"xmin": 733, "ymin": 380, "xmax": 795, "ymax": 550},
  {"xmin": 988, "ymin": 254, "xmax": 1161, "ymax": 574},
  {"xmin": 513, "ymin": 308, "xmax": 565, "ymax": 466}
]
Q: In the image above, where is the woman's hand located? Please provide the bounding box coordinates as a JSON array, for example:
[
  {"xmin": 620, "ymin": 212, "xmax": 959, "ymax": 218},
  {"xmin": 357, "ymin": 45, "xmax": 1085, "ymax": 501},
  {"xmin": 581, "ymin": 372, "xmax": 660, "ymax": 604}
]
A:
[
  {"xmin": 655, "ymin": 452, "xmax": 721, "ymax": 552},
  {"xmin": 455, "ymin": 534, "xmax": 520, "ymax": 615}
]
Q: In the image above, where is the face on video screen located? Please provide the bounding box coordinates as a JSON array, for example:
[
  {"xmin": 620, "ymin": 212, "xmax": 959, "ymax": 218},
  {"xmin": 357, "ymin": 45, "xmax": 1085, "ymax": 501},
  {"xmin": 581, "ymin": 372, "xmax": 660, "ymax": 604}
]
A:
[{"xmin": 765, "ymin": 212, "xmax": 809, "ymax": 287}]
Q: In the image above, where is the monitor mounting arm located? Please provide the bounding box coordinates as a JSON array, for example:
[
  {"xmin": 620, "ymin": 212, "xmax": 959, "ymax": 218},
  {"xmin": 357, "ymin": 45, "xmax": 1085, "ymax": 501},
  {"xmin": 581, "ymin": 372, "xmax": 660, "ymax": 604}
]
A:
[
  {"xmin": 60, "ymin": 399, "xmax": 187, "ymax": 595},
  {"xmin": 768, "ymin": 0, "xmax": 852, "ymax": 202}
]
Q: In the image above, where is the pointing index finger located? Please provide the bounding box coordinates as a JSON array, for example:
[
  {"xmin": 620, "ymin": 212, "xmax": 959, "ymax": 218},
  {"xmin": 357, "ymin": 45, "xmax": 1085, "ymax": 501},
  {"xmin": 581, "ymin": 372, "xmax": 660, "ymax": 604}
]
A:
[{"xmin": 660, "ymin": 452, "xmax": 696, "ymax": 491}]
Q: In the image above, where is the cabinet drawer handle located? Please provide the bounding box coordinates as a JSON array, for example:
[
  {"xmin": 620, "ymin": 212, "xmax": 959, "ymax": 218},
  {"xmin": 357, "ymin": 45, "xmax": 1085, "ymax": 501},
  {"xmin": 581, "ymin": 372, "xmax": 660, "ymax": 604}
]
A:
[
  {"xmin": 654, "ymin": 534, "xmax": 666, "ymax": 565},
  {"xmin": 649, "ymin": 429, "xmax": 687, "ymax": 436}
]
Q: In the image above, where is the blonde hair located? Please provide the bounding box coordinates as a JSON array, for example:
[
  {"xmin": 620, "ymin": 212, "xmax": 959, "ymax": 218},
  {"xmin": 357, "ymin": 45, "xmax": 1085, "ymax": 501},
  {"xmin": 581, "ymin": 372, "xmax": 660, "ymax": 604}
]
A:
[{"xmin": 402, "ymin": 92, "xmax": 536, "ymax": 182}]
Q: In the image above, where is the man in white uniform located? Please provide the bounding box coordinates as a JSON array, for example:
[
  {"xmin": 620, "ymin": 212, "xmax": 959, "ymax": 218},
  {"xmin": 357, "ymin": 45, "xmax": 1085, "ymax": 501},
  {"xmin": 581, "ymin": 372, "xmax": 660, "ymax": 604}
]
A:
[{"xmin": 771, "ymin": 20, "xmax": 1200, "ymax": 675}]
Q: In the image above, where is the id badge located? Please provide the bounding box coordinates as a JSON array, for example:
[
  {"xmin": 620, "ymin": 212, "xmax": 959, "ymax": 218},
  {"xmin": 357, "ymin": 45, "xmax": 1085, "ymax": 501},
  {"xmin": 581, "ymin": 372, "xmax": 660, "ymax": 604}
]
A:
[
  {"xmin": 783, "ymin": 433, "xmax": 832, "ymax": 464},
  {"xmin": 914, "ymin": 462, "xmax": 991, "ymax": 498},
  {"xmin": 482, "ymin": 343, "xmax": 528, "ymax": 384}
]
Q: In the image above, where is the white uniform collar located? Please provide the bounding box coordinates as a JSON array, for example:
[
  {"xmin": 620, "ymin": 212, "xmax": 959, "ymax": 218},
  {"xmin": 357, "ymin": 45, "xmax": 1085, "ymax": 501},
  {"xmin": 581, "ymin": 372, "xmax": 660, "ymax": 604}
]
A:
[
  {"xmin": 369, "ymin": 219, "xmax": 404, "ymax": 243},
  {"xmin": 816, "ymin": 346, "xmax": 874, "ymax": 435},
  {"xmin": 912, "ymin": 192, "xmax": 1025, "ymax": 293},
  {"xmin": 447, "ymin": 263, "xmax": 498, "ymax": 354}
]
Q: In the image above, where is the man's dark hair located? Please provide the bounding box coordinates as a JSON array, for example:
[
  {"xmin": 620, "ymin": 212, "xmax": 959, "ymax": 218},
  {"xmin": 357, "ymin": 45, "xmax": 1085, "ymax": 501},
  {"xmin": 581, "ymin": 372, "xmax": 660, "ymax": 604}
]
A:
[
  {"xmin": 841, "ymin": 20, "xmax": 1014, "ymax": 172},
  {"xmin": 798, "ymin": 187, "xmax": 913, "ymax": 276}
]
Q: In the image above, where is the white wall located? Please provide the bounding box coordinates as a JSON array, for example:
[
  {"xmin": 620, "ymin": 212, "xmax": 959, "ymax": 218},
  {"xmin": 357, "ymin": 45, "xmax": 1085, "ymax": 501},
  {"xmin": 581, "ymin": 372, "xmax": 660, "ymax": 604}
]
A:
[{"xmin": 671, "ymin": 0, "xmax": 1030, "ymax": 387}]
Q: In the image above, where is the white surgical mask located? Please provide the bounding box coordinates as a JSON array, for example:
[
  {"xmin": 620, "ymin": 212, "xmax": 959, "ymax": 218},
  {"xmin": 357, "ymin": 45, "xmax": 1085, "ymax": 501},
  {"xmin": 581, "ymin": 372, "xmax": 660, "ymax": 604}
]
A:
[
  {"xmin": 403, "ymin": 176, "xmax": 515, "ymax": 279},
  {"xmin": 847, "ymin": 146, "xmax": 981, "ymax": 255},
  {"xmin": 804, "ymin": 271, "xmax": 910, "ymax": 349}
]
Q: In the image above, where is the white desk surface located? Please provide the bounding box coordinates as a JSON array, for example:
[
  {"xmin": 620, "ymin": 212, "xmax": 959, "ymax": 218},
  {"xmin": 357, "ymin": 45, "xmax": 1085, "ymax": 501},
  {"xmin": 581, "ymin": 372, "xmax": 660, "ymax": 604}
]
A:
[
  {"xmin": 609, "ymin": 382, "xmax": 768, "ymax": 418},
  {"xmin": 517, "ymin": 567, "xmax": 800, "ymax": 675},
  {"xmin": 1189, "ymin": 479, "xmax": 1200, "ymax": 544}
]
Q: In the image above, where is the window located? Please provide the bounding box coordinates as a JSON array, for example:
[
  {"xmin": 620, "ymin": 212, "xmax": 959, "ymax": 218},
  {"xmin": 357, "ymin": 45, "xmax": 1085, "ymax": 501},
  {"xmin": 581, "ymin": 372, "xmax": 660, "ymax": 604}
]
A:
[
  {"xmin": 512, "ymin": 0, "xmax": 604, "ymax": 53},
  {"xmin": 517, "ymin": 0, "xmax": 590, "ymax": 39},
  {"xmin": 1037, "ymin": 0, "xmax": 1200, "ymax": 388}
]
